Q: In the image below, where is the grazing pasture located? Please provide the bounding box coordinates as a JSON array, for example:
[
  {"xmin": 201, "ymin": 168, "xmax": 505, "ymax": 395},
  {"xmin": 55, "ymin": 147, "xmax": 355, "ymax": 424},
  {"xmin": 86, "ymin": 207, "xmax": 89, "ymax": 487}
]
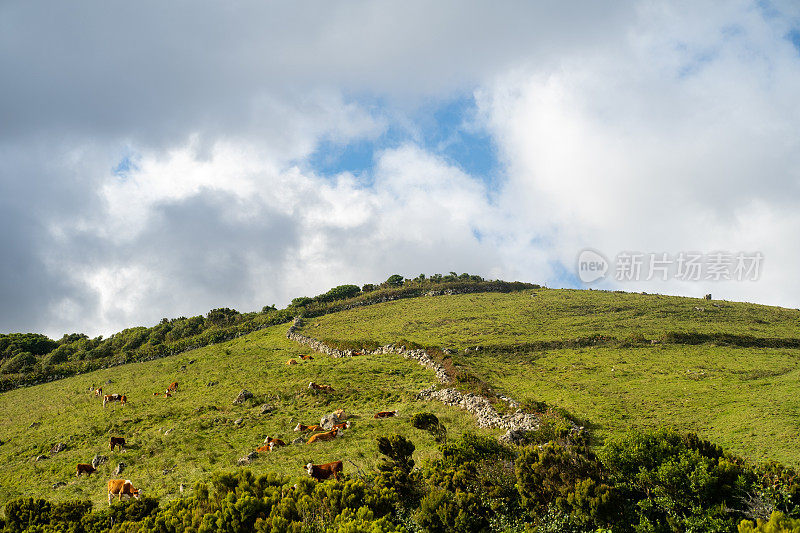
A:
[{"xmin": 0, "ymin": 324, "xmax": 494, "ymax": 508}]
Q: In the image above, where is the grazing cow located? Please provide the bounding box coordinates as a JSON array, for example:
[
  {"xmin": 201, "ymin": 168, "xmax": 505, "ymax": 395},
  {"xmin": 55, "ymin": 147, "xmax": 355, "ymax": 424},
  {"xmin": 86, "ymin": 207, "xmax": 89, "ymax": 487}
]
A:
[
  {"xmin": 167, "ymin": 381, "xmax": 178, "ymax": 392},
  {"xmin": 76, "ymin": 463, "xmax": 96, "ymax": 477},
  {"xmin": 94, "ymin": 387, "xmax": 103, "ymax": 398},
  {"xmin": 269, "ymin": 439, "xmax": 286, "ymax": 451},
  {"xmin": 308, "ymin": 382, "xmax": 334, "ymax": 392},
  {"xmin": 286, "ymin": 359, "xmax": 298, "ymax": 365},
  {"xmin": 107, "ymin": 479, "xmax": 140, "ymax": 504},
  {"xmin": 110, "ymin": 437, "xmax": 126, "ymax": 451},
  {"xmin": 300, "ymin": 355, "xmax": 313, "ymax": 361},
  {"xmin": 307, "ymin": 461, "xmax": 343, "ymax": 481},
  {"xmin": 103, "ymin": 394, "xmax": 127, "ymax": 407},
  {"xmin": 373, "ymin": 410, "xmax": 398, "ymax": 419},
  {"xmin": 293, "ymin": 423, "xmax": 324, "ymax": 432},
  {"xmin": 332, "ymin": 421, "xmax": 351, "ymax": 431},
  {"xmin": 256, "ymin": 444, "xmax": 271, "ymax": 453},
  {"xmin": 307, "ymin": 428, "xmax": 343, "ymax": 445},
  {"xmin": 164, "ymin": 390, "xmax": 172, "ymax": 398}
]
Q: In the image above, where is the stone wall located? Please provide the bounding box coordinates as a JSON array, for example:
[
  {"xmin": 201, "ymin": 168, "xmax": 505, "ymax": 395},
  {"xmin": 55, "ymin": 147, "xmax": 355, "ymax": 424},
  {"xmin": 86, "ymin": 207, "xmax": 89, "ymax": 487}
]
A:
[{"xmin": 285, "ymin": 320, "xmax": 569, "ymax": 439}]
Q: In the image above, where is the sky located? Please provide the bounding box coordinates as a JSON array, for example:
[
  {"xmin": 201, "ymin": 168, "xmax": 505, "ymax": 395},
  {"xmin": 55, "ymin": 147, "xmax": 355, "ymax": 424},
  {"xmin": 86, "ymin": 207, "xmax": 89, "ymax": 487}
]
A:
[{"xmin": 2, "ymin": 1, "xmax": 800, "ymax": 338}]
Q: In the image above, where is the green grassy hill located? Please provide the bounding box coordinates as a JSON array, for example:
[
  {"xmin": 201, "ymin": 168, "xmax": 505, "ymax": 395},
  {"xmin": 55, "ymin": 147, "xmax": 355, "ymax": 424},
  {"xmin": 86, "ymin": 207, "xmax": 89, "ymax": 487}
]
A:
[
  {"xmin": 0, "ymin": 325, "xmax": 493, "ymax": 508},
  {"xmin": 303, "ymin": 288, "xmax": 800, "ymax": 465},
  {"xmin": 2, "ymin": 285, "xmax": 800, "ymax": 515}
]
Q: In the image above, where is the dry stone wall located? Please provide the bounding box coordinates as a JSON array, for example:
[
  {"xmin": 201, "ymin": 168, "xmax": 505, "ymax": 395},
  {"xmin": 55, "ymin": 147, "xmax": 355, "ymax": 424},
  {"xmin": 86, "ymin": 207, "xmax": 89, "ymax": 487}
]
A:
[{"xmin": 286, "ymin": 320, "xmax": 554, "ymax": 438}]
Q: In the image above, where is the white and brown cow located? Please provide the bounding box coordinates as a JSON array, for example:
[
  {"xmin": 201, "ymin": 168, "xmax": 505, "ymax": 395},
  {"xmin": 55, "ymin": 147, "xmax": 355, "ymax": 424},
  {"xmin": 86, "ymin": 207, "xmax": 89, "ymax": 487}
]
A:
[
  {"xmin": 293, "ymin": 423, "xmax": 324, "ymax": 432},
  {"xmin": 107, "ymin": 479, "xmax": 141, "ymax": 503},
  {"xmin": 103, "ymin": 394, "xmax": 127, "ymax": 407},
  {"xmin": 373, "ymin": 410, "xmax": 398, "ymax": 419},
  {"xmin": 306, "ymin": 461, "xmax": 343, "ymax": 481}
]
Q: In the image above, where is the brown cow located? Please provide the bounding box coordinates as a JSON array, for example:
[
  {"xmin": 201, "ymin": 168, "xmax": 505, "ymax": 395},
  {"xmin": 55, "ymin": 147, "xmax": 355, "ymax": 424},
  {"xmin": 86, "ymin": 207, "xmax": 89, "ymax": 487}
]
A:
[
  {"xmin": 293, "ymin": 423, "xmax": 324, "ymax": 432},
  {"xmin": 103, "ymin": 394, "xmax": 126, "ymax": 407},
  {"xmin": 373, "ymin": 410, "xmax": 398, "ymax": 419},
  {"xmin": 110, "ymin": 437, "xmax": 126, "ymax": 451},
  {"xmin": 307, "ymin": 461, "xmax": 343, "ymax": 481},
  {"xmin": 256, "ymin": 444, "xmax": 271, "ymax": 453},
  {"xmin": 167, "ymin": 382, "xmax": 178, "ymax": 392},
  {"xmin": 76, "ymin": 463, "xmax": 96, "ymax": 477},
  {"xmin": 286, "ymin": 359, "xmax": 298, "ymax": 365},
  {"xmin": 307, "ymin": 428, "xmax": 343, "ymax": 445},
  {"xmin": 308, "ymin": 382, "xmax": 334, "ymax": 392},
  {"xmin": 300, "ymin": 355, "xmax": 314, "ymax": 361},
  {"xmin": 107, "ymin": 479, "xmax": 140, "ymax": 504},
  {"xmin": 93, "ymin": 387, "xmax": 103, "ymax": 398},
  {"xmin": 332, "ymin": 421, "xmax": 351, "ymax": 431},
  {"xmin": 268, "ymin": 439, "xmax": 286, "ymax": 451}
]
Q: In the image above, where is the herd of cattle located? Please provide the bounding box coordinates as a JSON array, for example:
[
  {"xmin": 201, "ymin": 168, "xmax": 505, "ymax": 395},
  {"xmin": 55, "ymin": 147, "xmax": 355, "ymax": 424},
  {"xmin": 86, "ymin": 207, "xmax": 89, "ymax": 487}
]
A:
[{"xmin": 78, "ymin": 372, "xmax": 400, "ymax": 500}]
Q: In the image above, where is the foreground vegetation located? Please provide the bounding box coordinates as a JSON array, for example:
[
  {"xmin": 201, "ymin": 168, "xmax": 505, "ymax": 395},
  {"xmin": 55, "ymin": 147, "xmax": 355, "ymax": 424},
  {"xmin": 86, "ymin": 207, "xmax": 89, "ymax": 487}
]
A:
[{"xmin": 3, "ymin": 422, "xmax": 800, "ymax": 532}]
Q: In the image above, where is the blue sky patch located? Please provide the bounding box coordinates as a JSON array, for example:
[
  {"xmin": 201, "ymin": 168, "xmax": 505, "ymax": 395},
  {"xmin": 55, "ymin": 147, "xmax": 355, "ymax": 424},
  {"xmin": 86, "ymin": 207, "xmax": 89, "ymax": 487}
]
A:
[
  {"xmin": 304, "ymin": 94, "xmax": 501, "ymax": 190},
  {"xmin": 787, "ymin": 28, "xmax": 800, "ymax": 55},
  {"xmin": 112, "ymin": 154, "xmax": 139, "ymax": 178}
]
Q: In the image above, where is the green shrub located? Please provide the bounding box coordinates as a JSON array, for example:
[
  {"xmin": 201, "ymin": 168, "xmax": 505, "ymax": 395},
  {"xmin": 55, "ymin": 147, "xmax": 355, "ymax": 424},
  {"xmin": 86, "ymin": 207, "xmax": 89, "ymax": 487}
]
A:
[
  {"xmin": 4, "ymin": 497, "xmax": 52, "ymax": 532},
  {"xmin": 739, "ymin": 511, "xmax": 800, "ymax": 532},
  {"xmin": 411, "ymin": 412, "xmax": 447, "ymax": 443}
]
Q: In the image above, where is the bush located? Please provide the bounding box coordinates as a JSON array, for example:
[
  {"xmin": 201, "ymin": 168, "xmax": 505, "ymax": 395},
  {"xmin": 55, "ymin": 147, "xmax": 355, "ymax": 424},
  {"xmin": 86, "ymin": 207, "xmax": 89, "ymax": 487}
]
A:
[
  {"xmin": 411, "ymin": 412, "xmax": 447, "ymax": 444},
  {"xmin": 4, "ymin": 497, "xmax": 52, "ymax": 531},
  {"xmin": 385, "ymin": 274, "xmax": 404, "ymax": 287},
  {"xmin": 1, "ymin": 351, "xmax": 38, "ymax": 374},
  {"xmin": 739, "ymin": 511, "xmax": 800, "ymax": 532}
]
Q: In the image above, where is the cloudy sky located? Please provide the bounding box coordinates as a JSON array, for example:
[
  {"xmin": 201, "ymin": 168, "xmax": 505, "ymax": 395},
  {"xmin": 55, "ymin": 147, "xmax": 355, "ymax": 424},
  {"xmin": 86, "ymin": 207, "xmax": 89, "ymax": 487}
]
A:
[{"xmin": 2, "ymin": 1, "xmax": 800, "ymax": 337}]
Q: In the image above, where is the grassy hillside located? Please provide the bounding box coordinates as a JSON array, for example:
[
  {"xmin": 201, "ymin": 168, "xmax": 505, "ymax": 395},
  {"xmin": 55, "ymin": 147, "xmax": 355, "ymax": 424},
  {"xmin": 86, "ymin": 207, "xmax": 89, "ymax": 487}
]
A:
[
  {"xmin": 304, "ymin": 288, "xmax": 800, "ymax": 465},
  {"xmin": 0, "ymin": 324, "xmax": 495, "ymax": 509}
]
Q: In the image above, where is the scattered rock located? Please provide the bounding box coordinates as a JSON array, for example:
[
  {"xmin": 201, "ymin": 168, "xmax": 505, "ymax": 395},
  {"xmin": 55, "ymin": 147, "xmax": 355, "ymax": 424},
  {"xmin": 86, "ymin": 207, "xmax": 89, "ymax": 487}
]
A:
[
  {"xmin": 234, "ymin": 418, "xmax": 244, "ymax": 426},
  {"xmin": 113, "ymin": 462, "xmax": 126, "ymax": 476},
  {"xmin": 180, "ymin": 365, "xmax": 187, "ymax": 371},
  {"xmin": 320, "ymin": 411, "xmax": 343, "ymax": 430},
  {"xmin": 106, "ymin": 379, "xmax": 113, "ymax": 384},
  {"xmin": 50, "ymin": 442, "xmax": 67, "ymax": 454},
  {"xmin": 179, "ymin": 484, "xmax": 185, "ymax": 493},
  {"xmin": 28, "ymin": 422, "xmax": 40, "ymax": 429},
  {"xmin": 164, "ymin": 428, "xmax": 174, "ymax": 436},
  {"xmin": 237, "ymin": 452, "xmax": 258, "ymax": 466},
  {"xmin": 207, "ymin": 381, "xmax": 218, "ymax": 387},
  {"xmin": 35, "ymin": 454, "xmax": 48, "ymax": 462},
  {"xmin": 188, "ymin": 359, "xmax": 196, "ymax": 365},
  {"xmin": 259, "ymin": 404, "xmax": 275, "ymax": 415},
  {"xmin": 233, "ymin": 389, "xmax": 253, "ymax": 405},
  {"xmin": 52, "ymin": 482, "xmax": 66, "ymax": 489},
  {"xmin": 92, "ymin": 455, "xmax": 108, "ymax": 468},
  {"xmin": 499, "ymin": 429, "xmax": 529, "ymax": 445},
  {"xmin": 417, "ymin": 386, "xmax": 541, "ymax": 433},
  {"xmin": 291, "ymin": 437, "xmax": 304, "ymax": 445}
]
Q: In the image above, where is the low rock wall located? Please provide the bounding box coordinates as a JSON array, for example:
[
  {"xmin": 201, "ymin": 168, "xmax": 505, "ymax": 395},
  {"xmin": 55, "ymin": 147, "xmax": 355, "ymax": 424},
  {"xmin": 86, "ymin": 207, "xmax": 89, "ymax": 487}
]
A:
[{"xmin": 286, "ymin": 320, "xmax": 553, "ymax": 438}]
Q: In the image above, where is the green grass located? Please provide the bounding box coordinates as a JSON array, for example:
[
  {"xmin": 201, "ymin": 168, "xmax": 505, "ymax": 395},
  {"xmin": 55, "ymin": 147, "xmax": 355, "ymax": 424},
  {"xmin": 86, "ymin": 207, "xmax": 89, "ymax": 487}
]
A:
[
  {"xmin": 305, "ymin": 288, "xmax": 800, "ymax": 347},
  {"xmin": 306, "ymin": 288, "xmax": 800, "ymax": 465},
  {"xmin": 0, "ymin": 324, "xmax": 496, "ymax": 508}
]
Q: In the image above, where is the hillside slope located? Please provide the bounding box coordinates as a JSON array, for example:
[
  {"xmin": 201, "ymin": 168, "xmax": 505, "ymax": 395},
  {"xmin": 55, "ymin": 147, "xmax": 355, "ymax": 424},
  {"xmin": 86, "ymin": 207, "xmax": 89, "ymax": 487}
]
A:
[
  {"xmin": 303, "ymin": 288, "xmax": 800, "ymax": 465},
  {"xmin": 0, "ymin": 324, "xmax": 494, "ymax": 508}
]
